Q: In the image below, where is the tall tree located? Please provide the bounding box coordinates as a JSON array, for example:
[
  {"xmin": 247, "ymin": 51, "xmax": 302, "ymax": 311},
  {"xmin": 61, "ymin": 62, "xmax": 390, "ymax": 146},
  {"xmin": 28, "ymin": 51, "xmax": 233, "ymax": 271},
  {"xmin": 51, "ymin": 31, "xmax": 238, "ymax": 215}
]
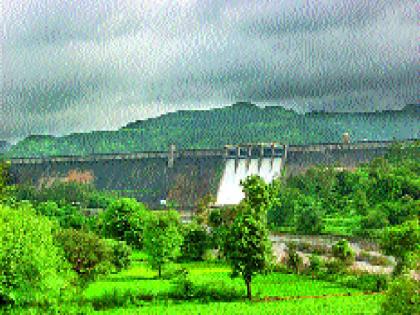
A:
[
  {"xmin": 143, "ymin": 210, "xmax": 183, "ymax": 278},
  {"xmin": 225, "ymin": 175, "xmax": 272, "ymax": 300}
]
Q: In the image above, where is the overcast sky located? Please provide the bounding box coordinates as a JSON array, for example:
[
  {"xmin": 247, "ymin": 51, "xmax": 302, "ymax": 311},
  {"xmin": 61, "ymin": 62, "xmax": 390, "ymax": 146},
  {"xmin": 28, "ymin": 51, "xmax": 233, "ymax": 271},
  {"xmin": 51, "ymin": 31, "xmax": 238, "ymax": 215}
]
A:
[{"xmin": 1, "ymin": 0, "xmax": 418, "ymax": 143}]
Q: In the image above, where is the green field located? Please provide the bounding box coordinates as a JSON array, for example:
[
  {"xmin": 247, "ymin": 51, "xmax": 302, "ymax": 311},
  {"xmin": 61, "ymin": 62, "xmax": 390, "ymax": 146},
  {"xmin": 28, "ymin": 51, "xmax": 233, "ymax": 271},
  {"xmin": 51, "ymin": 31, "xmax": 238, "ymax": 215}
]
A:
[{"xmin": 80, "ymin": 252, "xmax": 384, "ymax": 315}]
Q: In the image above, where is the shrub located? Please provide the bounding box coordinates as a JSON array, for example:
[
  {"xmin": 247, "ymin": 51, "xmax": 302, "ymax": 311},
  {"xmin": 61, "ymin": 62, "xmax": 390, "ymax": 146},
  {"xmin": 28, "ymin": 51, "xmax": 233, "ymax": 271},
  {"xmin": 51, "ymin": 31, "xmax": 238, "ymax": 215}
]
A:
[
  {"xmin": 332, "ymin": 240, "xmax": 355, "ymax": 267},
  {"xmin": 104, "ymin": 239, "xmax": 132, "ymax": 272},
  {"xmin": 325, "ymin": 259, "xmax": 346, "ymax": 274},
  {"xmin": 361, "ymin": 208, "xmax": 389, "ymax": 230},
  {"xmin": 181, "ymin": 222, "xmax": 210, "ymax": 261},
  {"xmin": 53, "ymin": 228, "xmax": 114, "ymax": 283},
  {"xmin": 295, "ymin": 202, "xmax": 324, "ymax": 235},
  {"xmin": 286, "ymin": 242, "xmax": 303, "ymax": 274},
  {"xmin": 170, "ymin": 269, "xmax": 243, "ymax": 302},
  {"xmin": 309, "ymin": 254, "xmax": 323, "ymax": 273},
  {"xmin": 380, "ymin": 275, "xmax": 419, "ymax": 315},
  {"xmin": 0, "ymin": 203, "xmax": 72, "ymax": 306},
  {"xmin": 102, "ymin": 198, "xmax": 149, "ymax": 248}
]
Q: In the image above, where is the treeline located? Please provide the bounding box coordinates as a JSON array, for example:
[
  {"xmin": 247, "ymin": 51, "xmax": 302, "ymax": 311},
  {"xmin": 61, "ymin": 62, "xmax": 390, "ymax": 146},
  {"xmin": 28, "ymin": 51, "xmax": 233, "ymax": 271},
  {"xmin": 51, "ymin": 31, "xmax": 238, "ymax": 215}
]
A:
[
  {"xmin": 267, "ymin": 141, "xmax": 420, "ymax": 238},
  {"xmin": 5, "ymin": 103, "xmax": 419, "ymax": 157}
]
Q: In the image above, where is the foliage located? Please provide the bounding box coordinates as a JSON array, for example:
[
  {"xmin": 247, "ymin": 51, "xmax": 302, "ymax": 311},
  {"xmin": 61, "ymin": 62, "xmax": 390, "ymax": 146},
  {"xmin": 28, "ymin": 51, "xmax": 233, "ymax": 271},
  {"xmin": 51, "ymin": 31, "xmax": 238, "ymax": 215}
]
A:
[
  {"xmin": 181, "ymin": 222, "xmax": 210, "ymax": 261},
  {"xmin": 309, "ymin": 254, "xmax": 323, "ymax": 273},
  {"xmin": 380, "ymin": 275, "xmax": 420, "ymax": 315},
  {"xmin": 102, "ymin": 198, "xmax": 149, "ymax": 248},
  {"xmin": 7, "ymin": 103, "xmax": 419, "ymax": 158},
  {"xmin": 0, "ymin": 203, "xmax": 72, "ymax": 306},
  {"xmin": 360, "ymin": 208, "xmax": 389, "ymax": 230},
  {"xmin": 193, "ymin": 193, "xmax": 215, "ymax": 226},
  {"xmin": 380, "ymin": 219, "xmax": 420, "ymax": 275},
  {"xmin": 35, "ymin": 201, "xmax": 87, "ymax": 230},
  {"xmin": 53, "ymin": 228, "xmax": 114, "ymax": 283},
  {"xmin": 103, "ymin": 239, "xmax": 132, "ymax": 272},
  {"xmin": 332, "ymin": 240, "xmax": 355, "ymax": 267},
  {"xmin": 285, "ymin": 242, "xmax": 304, "ymax": 274},
  {"xmin": 143, "ymin": 210, "xmax": 184, "ymax": 277},
  {"xmin": 295, "ymin": 195, "xmax": 324, "ymax": 234},
  {"xmin": 224, "ymin": 175, "xmax": 272, "ymax": 300}
]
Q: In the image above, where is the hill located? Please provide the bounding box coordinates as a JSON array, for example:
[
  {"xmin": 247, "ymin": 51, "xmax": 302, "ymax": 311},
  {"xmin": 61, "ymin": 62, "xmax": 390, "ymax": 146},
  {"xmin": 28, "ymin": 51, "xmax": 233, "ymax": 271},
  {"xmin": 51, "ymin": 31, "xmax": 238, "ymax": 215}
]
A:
[{"xmin": 5, "ymin": 103, "xmax": 419, "ymax": 158}]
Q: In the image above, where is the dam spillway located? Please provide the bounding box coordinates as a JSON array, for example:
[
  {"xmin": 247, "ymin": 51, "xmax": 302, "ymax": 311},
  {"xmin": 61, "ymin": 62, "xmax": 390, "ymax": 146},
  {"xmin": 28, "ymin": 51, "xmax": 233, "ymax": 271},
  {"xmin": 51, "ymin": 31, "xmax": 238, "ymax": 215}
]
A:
[{"xmin": 7, "ymin": 139, "xmax": 418, "ymax": 209}]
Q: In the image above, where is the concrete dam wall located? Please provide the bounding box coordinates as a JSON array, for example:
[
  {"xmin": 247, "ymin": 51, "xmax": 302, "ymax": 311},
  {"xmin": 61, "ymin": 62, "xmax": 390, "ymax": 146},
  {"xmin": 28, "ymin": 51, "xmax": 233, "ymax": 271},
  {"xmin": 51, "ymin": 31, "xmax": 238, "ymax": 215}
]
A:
[{"xmin": 8, "ymin": 140, "xmax": 415, "ymax": 208}]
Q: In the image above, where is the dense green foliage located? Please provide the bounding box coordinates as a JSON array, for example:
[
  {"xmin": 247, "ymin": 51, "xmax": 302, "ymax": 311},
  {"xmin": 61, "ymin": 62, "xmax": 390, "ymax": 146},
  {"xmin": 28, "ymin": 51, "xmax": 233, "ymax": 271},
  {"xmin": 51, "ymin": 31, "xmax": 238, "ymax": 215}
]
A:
[
  {"xmin": 268, "ymin": 141, "xmax": 420, "ymax": 237},
  {"xmin": 5, "ymin": 103, "xmax": 419, "ymax": 157},
  {"xmin": 379, "ymin": 219, "xmax": 420, "ymax": 275},
  {"xmin": 380, "ymin": 275, "xmax": 420, "ymax": 315},
  {"xmin": 101, "ymin": 198, "xmax": 149, "ymax": 249},
  {"xmin": 143, "ymin": 211, "xmax": 184, "ymax": 277},
  {"xmin": 225, "ymin": 176, "xmax": 272, "ymax": 300},
  {"xmin": 54, "ymin": 228, "xmax": 115, "ymax": 283},
  {"xmin": 181, "ymin": 222, "xmax": 210, "ymax": 261},
  {"xmin": 0, "ymin": 203, "xmax": 72, "ymax": 306},
  {"xmin": 332, "ymin": 240, "xmax": 355, "ymax": 267}
]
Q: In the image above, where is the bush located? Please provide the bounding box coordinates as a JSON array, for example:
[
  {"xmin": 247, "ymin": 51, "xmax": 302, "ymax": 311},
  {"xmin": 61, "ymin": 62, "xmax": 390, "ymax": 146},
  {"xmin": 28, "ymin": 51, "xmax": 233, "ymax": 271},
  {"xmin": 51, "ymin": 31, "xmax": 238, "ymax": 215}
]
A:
[
  {"xmin": 102, "ymin": 198, "xmax": 150, "ymax": 248},
  {"xmin": 361, "ymin": 208, "xmax": 389, "ymax": 230},
  {"xmin": 53, "ymin": 228, "xmax": 114, "ymax": 283},
  {"xmin": 0, "ymin": 203, "xmax": 72, "ymax": 306},
  {"xmin": 295, "ymin": 200, "xmax": 324, "ymax": 235},
  {"xmin": 332, "ymin": 240, "xmax": 355, "ymax": 267},
  {"xmin": 309, "ymin": 254, "xmax": 323, "ymax": 273},
  {"xmin": 170, "ymin": 269, "xmax": 243, "ymax": 302},
  {"xmin": 325, "ymin": 259, "xmax": 346, "ymax": 274},
  {"xmin": 380, "ymin": 275, "xmax": 419, "ymax": 315},
  {"xmin": 286, "ymin": 242, "xmax": 303, "ymax": 274},
  {"xmin": 181, "ymin": 222, "xmax": 210, "ymax": 261},
  {"xmin": 104, "ymin": 239, "xmax": 132, "ymax": 272}
]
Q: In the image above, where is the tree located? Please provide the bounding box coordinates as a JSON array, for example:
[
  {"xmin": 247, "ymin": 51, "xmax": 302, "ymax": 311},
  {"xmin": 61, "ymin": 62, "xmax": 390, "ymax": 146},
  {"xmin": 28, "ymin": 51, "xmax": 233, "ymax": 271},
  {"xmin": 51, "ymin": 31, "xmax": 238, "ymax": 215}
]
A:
[
  {"xmin": 380, "ymin": 219, "xmax": 419, "ymax": 276},
  {"xmin": 102, "ymin": 198, "xmax": 149, "ymax": 248},
  {"xmin": 54, "ymin": 228, "xmax": 114, "ymax": 284},
  {"xmin": 143, "ymin": 210, "xmax": 183, "ymax": 278},
  {"xmin": 224, "ymin": 175, "xmax": 272, "ymax": 300},
  {"xmin": 0, "ymin": 203, "xmax": 72, "ymax": 306}
]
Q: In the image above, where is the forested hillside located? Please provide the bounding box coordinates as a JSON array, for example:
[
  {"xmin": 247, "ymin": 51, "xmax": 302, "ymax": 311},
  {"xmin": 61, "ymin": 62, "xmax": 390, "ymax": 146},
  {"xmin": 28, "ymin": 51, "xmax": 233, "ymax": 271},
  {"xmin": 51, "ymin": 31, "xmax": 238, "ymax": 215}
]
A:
[{"xmin": 5, "ymin": 103, "xmax": 419, "ymax": 158}]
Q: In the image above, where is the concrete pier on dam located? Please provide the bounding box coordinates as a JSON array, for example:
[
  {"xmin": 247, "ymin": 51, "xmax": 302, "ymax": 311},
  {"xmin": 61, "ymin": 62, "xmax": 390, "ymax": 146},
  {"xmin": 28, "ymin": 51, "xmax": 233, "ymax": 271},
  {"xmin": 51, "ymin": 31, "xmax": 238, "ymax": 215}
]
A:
[{"xmin": 8, "ymin": 139, "xmax": 416, "ymax": 209}]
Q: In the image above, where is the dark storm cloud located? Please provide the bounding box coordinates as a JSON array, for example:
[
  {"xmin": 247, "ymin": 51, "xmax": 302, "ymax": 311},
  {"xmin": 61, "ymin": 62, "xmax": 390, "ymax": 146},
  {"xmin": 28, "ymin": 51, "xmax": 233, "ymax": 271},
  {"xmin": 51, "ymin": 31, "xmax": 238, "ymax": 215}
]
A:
[{"xmin": 1, "ymin": 0, "xmax": 418, "ymax": 143}]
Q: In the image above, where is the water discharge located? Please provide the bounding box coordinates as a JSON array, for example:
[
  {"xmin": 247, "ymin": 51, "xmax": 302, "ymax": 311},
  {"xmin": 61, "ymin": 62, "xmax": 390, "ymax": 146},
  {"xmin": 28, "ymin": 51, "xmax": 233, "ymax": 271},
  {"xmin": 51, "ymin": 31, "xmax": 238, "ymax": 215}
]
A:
[{"xmin": 216, "ymin": 157, "xmax": 283, "ymax": 205}]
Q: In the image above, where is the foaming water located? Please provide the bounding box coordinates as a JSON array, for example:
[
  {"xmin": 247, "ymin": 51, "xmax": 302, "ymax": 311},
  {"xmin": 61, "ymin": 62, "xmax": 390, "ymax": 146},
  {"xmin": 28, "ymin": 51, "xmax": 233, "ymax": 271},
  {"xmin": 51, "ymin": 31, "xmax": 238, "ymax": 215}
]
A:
[{"xmin": 216, "ymin": 158, "xmax": 283, "ymax": 205}]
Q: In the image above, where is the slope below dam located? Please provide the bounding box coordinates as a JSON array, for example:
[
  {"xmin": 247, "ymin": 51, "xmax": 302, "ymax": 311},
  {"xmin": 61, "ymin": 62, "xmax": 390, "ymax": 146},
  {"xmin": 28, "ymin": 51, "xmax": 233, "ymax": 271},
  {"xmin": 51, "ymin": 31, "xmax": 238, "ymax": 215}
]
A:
[{"xmin": 8, "ymin": 140, "xmax": 415, "ymax": 209}]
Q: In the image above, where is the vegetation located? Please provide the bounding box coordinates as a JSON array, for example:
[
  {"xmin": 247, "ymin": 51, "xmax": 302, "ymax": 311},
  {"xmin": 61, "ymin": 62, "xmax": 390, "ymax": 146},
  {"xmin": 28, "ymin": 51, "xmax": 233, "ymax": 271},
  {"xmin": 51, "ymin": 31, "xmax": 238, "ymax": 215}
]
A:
[
  {"xmin": 379, "ymin": 219, "xmax": 420, "ymax": 276},
  {"xmin": 101, "ymin": 198, "xmax": 149, "ymax": 249},
  {"xmin": 143, "ymin": 210, "xmax": 184, "ymax": 278},
  {"xmin": 1, "ymin": 137, "xmax": 418, "ymax": 313},
  {"xmin": 224, "ymin": 176, "xmax": 272, "ymax": 300},
  {"xmin": 5, "ymin": 103, "xmax": 419, "ymax": 157},
  {"xmin": 0, "ymin": 203, "xmax": 73, "ymax": 306}
]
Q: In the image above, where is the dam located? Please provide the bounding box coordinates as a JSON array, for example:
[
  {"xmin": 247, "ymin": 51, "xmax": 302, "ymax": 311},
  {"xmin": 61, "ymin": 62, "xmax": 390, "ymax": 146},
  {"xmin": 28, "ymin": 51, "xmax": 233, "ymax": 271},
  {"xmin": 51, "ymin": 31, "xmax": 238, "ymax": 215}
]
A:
[{"xmin": 7, "ymin": 139, "xmax": 417, "ymax": 209}]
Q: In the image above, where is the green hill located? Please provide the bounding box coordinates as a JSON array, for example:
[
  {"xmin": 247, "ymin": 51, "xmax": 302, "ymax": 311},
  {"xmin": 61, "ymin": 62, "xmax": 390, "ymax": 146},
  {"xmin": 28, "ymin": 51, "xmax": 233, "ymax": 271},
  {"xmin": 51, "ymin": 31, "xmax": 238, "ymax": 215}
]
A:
[{"xmin": 5, "ymin": 103, "xmax": 419, "ymax": 158}]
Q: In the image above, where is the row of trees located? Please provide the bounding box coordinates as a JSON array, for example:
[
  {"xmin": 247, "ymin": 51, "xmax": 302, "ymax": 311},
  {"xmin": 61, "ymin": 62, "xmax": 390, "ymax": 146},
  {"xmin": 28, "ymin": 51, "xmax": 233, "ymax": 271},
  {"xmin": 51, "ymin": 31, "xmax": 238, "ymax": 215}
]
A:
[{"xmin": 267, "ymin": 142, "xmax": 419, "ymax": 236}]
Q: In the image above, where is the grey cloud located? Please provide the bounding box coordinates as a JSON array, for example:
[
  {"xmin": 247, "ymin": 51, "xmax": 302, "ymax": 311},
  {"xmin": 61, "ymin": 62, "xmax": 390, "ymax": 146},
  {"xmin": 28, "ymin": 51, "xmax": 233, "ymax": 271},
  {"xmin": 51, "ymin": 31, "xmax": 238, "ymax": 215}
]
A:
[{"xmin": 1, "ymin": 0, "xmax": 418, "ymax": 143}]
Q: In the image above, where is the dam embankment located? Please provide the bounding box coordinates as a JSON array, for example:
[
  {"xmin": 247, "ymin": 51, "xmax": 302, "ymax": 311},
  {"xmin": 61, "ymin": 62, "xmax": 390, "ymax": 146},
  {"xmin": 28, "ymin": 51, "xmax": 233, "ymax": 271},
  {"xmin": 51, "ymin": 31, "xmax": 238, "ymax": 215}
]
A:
[{"xmin": 8, "ymin": 140, "xmax": 417, "ymax": 209}]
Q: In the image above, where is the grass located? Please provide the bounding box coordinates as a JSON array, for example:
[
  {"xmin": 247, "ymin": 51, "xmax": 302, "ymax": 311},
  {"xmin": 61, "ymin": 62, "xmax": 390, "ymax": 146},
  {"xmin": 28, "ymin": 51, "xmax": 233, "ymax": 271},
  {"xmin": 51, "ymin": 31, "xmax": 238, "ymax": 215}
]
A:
[
  {"xmin": 80, "ymin": 251, "xmax": 383, "ymax": 314},
  {"xmin": 96, "ymin": 294, "xmax": 384, "ymax": 314},
  {"xmin": 6, "ymin": 251, "xmax": 385, "ymax": 314}
]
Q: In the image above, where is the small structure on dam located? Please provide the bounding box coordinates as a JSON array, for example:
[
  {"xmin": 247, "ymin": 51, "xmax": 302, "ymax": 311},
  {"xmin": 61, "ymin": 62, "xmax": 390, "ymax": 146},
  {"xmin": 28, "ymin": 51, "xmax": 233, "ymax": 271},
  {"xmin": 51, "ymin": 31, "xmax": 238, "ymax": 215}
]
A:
[{"xmin": 7, "ymin": 138, "xmax": 417, "ymax": 209}]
